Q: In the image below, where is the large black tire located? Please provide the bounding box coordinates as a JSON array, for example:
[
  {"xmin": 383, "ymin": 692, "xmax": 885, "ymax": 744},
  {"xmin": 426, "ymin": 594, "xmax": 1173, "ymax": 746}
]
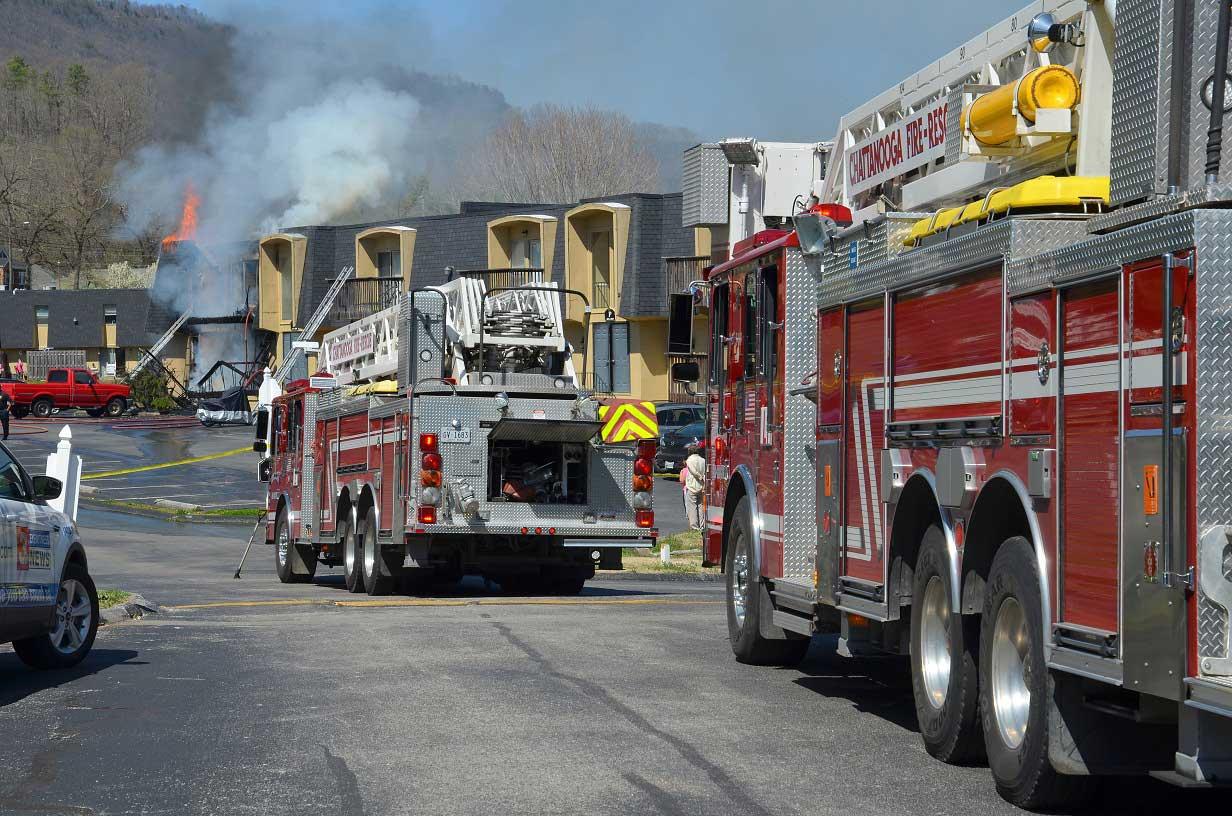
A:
[
  {"xmin": 725, "ymin": 496, "xmax": 810, "ymax": 666},
  {"xmin": 546, "ymin": 566, "xmax": 587, "ymax": 596},
  {"xmin": 340, "ymin": 510, "xmax": 363, "ymax": 593},
  {"xmin": 12, "ymin": 406, "xmax": 28, "ymax": 419},
  {"xmin": 910, "ymin": 526, "xmax": 983, "ymax": 764},
  {"xmin": 31, "ymin": 398, "xmax": 53, "ymax": 419},
  {"xmin": 979, "ymin": 537, "xmax": 1093, "ymax": 809},
  {"xmin": 13, "ymin": 562, "xmax": 99, "ymax": 670},
  {"xmin": 362, "ymin": 506, "xmax": 395, "ymax": 596},
  {"xmin": 274, "ymin": 508, "xmax": 315, "ymax": 583},
  {"xmin": 104, "ymin": 397, "xmax": 126, "ymax": 418},
  {"xmin": 86, "ymin": 408, "xmax": 104, "ymax": 418}
]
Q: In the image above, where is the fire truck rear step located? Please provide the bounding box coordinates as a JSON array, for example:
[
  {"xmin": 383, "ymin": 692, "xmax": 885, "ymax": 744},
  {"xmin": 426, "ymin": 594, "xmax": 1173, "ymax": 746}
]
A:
[{"xmin": 770, "ymin": 576, "xmax": 816, "ymax": 614}]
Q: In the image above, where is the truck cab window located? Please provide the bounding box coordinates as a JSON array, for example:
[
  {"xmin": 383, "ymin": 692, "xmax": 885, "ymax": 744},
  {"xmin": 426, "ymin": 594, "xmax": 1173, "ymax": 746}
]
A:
[
  {"xmin": 74, "ymin": 370, "xmax": 93, "ymax": 385},
  {"xmin": 711, "ymin": 283, "xmax": 729, "ymax": 390},
  {"xmin": 743, "ymin": 270, "xmax": 758, "ymax": 379},
  {"xmin": 48, "ymin": 370, "xmax": 67, "ymax": 384},
  {"xmin": 759, "ymin": 264, "xmax": 780, "ymax": 422}
]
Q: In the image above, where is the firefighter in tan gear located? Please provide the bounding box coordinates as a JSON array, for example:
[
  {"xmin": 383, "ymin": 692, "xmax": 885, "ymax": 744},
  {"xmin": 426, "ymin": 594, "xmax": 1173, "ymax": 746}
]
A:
[{"xmin": 682, "ymin": 443, "xmax": 706, "ymax": 531}]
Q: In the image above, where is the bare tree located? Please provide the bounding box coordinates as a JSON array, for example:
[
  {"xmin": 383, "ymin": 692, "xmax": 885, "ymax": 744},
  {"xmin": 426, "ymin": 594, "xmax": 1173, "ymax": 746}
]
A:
[
  {"xmin": 463, "ymin": 105, "xmax": 662, "ymax": 203},
  {"xmin": 52, "ymin": 125, "xmax": 116, "ymax": 289}
]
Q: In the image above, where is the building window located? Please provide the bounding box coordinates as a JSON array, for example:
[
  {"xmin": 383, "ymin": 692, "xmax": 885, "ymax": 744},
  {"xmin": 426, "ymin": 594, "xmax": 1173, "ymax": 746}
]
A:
[
  {"xmin": 590, "ymin": 230, "xmax": 612, "ymax": 310},
  {"xmin": 510, "ymin": 235, "xmax": 542, "ymax": 269},
  {"xmin": 377, "ymin": 250, "xmax": 400, "ymax": 278},
  {"xmin": 104, "ymin": 306, "xmax": 117, "ymax": 325},
  {"xmin": 279, "ymin": 247, "xmax": 293, "ymax": 322},
  {"xmin": 282, "ymin": 334, "xmax": 307, "ymax": 381},
  {"xmin": 593, "ymin": 322, "xmax": 629, "ymax": 394},
  {"xmin": 36, "ymin": 306, "xmax": 48, "ymax": 322}
]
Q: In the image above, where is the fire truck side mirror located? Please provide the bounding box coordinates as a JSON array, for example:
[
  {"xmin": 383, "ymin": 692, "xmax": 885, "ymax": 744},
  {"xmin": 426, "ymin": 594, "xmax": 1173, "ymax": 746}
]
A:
[
  {"xmin": 671, "ymin": 361, "xmax": 700, "ymax": 384},
  {"xmin": 257, "ymin": 457, "xmax": 272, "ymax": 483},
  {"xmin": 253, "ymin": 408, "xmax": 269, "ymax": 453}
]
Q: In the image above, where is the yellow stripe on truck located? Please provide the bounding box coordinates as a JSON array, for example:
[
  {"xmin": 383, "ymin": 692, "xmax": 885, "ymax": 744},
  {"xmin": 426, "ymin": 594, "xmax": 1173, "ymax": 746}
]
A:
[{"xmin": 598, "ymin": 400, "xmax": 658, "ymax": 442}]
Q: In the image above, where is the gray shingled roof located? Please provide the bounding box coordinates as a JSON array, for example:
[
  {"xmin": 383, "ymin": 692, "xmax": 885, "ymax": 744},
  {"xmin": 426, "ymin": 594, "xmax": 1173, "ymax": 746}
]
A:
[
  {"xmin": 0, "ymin": 289, "xmax": 172, "ymax": 351},
  {"xmin": 284, "ymin": 193, "xmax": 692, "ymax": 324}
]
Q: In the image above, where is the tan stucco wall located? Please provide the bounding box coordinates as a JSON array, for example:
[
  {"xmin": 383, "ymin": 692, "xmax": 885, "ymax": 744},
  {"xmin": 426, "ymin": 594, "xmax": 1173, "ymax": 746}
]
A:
[
  {"xmin": 563, "ymin": 203, "xmax": 630, "ymax": 325},
  {"xmin": 486, "ymin": 216, "xmax": 558, "ymax": 278},
  {"xmin": 258, "ymin": 233, "xmax": 307, "ymax": 368},
  {"xmin": 258, "ymin": 234, "xmax": 307, "ymax": 335},
  {"xmin": 355, "ymin": 227, "xmax": 417, "ymax": 290}
]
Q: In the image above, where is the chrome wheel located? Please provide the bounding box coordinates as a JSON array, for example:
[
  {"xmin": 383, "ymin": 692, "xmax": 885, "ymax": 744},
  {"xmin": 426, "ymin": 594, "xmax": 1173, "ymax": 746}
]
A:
[
  {"xmin": 730, "ymin": 545, "xmax": 750, "ymax": 628},
  {"xmin": 343, "ymin": 521, "xmax": 356, "ymax": 575},
  {"xmin": 990, "ymin": 596, "xmax": 1031, "ymax": 750},
  {"xmin": 918, "ymin": 575, "xmax": 951, "ymax": 710},
  {"xmin": 276, "ymin": 521, "xmax": 290, "ymax": 568},
  {"xmin": 48, "ymin": 578, "xmax": 92, "ymax": 655},
  {"xmin": 363, "ymin": 523, "xmax": 376, "ymax": 578}
]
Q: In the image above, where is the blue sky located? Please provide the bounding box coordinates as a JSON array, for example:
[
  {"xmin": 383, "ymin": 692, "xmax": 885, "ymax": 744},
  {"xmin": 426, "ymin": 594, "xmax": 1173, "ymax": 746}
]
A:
[{"xmin": 181, "ymin": 1, "xmax": 1032, "ymax": 141}]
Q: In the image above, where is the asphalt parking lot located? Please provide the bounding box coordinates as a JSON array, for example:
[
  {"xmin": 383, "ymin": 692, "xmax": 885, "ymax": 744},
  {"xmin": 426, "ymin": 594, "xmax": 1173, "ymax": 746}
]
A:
[
  {"xmin": 2, "ymin": 416, "xmax": 691, "ymax": 534},
  {"xmin": 3, "ymin": 416, "xmax": 260, "ymax": 512},
  {"xmin": 2, "ymin": 507, "xmax": 1226, "ymax": 815}
]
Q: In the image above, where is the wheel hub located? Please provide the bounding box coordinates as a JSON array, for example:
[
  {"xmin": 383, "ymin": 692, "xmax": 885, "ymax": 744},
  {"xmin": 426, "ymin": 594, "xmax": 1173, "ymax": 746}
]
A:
[
  {"xmin": 990, "ymin": 596, "xmax": 1031, "ymax": 750},
  {"xmin": 49, "ymin": 578, "xmax": 91, "ymax": 655},
  {"xmin": 731, "ymin": 547, "xmax": 750, "ymax": 627},
  {"xmin": 919, "ymin": 575, "xmax": 951, "ymax": 710}
]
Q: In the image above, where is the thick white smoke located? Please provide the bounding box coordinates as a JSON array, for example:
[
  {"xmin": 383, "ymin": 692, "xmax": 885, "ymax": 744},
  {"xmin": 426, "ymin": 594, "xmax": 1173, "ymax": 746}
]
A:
[{"xmin": 118, "ymin": 78, "xmax": 420, "ymax": 259}]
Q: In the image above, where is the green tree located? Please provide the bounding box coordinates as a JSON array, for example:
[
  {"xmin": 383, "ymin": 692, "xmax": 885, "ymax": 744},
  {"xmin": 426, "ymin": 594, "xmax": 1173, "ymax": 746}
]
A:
[
  {"xmin": 66, "ymin": 64, "xmax": 89, "ymax": 97},
  {"xmin": 4, "ymin": 56, "xmax": 31, "ymax": 91}
]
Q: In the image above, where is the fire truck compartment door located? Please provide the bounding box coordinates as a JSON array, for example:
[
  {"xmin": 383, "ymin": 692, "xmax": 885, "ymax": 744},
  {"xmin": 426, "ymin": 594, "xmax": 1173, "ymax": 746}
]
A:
[{"xmin": 486, "ymin": 418, "xmax": 603, "ymax": 444}]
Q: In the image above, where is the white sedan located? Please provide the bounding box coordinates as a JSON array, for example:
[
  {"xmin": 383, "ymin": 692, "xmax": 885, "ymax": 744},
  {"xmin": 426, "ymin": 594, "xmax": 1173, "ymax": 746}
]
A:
[{"xmin": 0, "ymin": 443, "xmax": 97, "ymax": 669}]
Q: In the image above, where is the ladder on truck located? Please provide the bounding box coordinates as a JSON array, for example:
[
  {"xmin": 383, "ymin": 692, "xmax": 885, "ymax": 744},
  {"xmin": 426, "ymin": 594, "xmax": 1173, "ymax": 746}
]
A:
[
  {"xmin": 274, "ymin": 265, "xmax": 354, "ymax": 383},
  {"xmin": 130, "ymin": 310, "xmax": 192, "ymax": 377}
]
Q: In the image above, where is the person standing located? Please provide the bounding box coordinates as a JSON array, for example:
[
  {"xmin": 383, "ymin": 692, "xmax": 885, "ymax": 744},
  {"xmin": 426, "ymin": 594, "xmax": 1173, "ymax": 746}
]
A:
[
  {"xmin": 0, "ymin": 388, "xmax": 12, "ymax": 441},
  {"xmin": 683, "ymin": 442, "xmax": 706, "ymax": 531}
]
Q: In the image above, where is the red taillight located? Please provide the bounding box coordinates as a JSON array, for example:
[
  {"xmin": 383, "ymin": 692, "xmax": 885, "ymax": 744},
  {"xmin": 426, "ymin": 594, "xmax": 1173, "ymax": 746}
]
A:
[
  {"xmin": 421, "ymin": 470, "xmax": 442, "ymax": 487},
  {"xmin": 633, "ymin": 458, "xmax": 653, "ymax": 476},
  {"xmin": 520, "ymin": 527, "xmax": 529, "ymax": 535},
  {"xmin": 548, "ymin": 527, "xmax": 556, "ymax": 535},
  {"xmin": 636, "ymin": 440, "xmax": 657, "ymax": 459},
  {"xmin": 821, "ymin": 511, "xmax": 832, "ymax": 535},
  {"xmin": 417, "ymin": 506, "xmax": 437, "ymax": 524},
  {"xmin": 422, "ymin": 452, "xmax": 442, "ymax": 471},
  {"xmin": 632, "ymin": 474, "xmax": 654, "ymax": 492},
  {"xmin": 635, "ymin": 509, "xmax": 654, "ymax": 528},
  {"xmin": 420, "ymin": 433, "xmax": 439, "ymax": 453},
  {"xmin": 535, "ymin": 527, "xmax": 543, "ymax": 535}
]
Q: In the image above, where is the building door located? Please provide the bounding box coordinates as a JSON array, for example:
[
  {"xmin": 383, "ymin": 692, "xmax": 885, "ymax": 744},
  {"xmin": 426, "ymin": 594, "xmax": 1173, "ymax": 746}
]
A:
[
  {"xmin": 842, "ymin": 299, "xmax": 886, "ymax": 587},
  {"xmin": 590, "ymin": 230, "xmax": 612, "ymax": 310},
  {"xmin": 753, "ymin": 261, "xmax": 784, "ymax": 575},
  {"xmin": 593, "ymin": 322, "xmax": 629, "ymax": 394},
  {"xmin": 1058, "ymin": 278, "xmax": 1120, "ymax": 634}
]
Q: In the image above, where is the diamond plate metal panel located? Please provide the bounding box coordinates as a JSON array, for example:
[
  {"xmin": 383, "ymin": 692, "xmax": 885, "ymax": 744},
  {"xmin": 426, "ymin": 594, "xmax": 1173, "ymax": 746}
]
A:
[
  {"xmin": 1009, "ymin": 212, "xmax": 1196, "ymax": 295},
  {"xmin": 410, "ymin": 291, "xmax": 447, "ymax": 388},
  {"xmin": 411, "ymin": 393, "xmax": 639, "ymax": 532},
  {"xmin": 301, "ymin": 392, "xmax": 319, "ymax": 533},
  {"xmin": 398, "ymin": 293, "xmax": 412, "ymax": 390},
  {"xmin": 1110, "ymin": 0, "xmax": 1168, "ymax": 205},
  {"xmin": 783, "ymin": 249, "xmax": 817, "ymax": 578},
  {"xmin": 1193, "ymin": 210, "xmax": 1232, "ymax": 666},
  {"xmin": 1090, "ymin": 183, "xmax": 1232, "ymax": 235},
  {"xmin": 682, "ymin": 144, "xmax": 730, "ymax": 227},
  {"xmin": 944, "ymin": 87, "xmax": 965, "ymax": 167},
  {"xmin": 820, "ymin": 218, "xmax": 1086, "ymax": 308},
  {"xmin": 1183, "ymin": 1, "xmax": 1232, "ymax": 192}
]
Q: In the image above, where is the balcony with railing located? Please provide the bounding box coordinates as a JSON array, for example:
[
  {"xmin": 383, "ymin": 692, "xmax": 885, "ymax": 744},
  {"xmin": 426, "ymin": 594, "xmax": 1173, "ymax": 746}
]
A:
[
  {"xmin": 325, "ymin": 276, "xmax": 402, "ymax": 326},
  {"xmin": 665, "ymin": 256, "xmax": 709, "ymax": 298},
  {"xmin": 449, "ymin": 267, "xmax": 545, "ymax": 292},
  {"xmin": 667, "ymin": 353, "xmax": 708, "ymax": 404}
]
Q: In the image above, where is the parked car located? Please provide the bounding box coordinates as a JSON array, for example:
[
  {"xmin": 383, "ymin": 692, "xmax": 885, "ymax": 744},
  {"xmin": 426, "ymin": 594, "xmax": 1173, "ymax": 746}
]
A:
[
  {"xmin": 655, "ymin": 402, "xmax": 705, "ymax": 435},
  {"xmin": 196, "ymin": 385, "xmax": 255, "ymax": 427},
  {"xmin": 0, "ymin": 442, "xmax": 98, "ymax": 669},
  {"xmin": 655, "ymin": 420, "xmax": 705, "ymax": 474},
  {"xmin": 0, "ymin": 367, "xmax": 131, "ymax": 419}
]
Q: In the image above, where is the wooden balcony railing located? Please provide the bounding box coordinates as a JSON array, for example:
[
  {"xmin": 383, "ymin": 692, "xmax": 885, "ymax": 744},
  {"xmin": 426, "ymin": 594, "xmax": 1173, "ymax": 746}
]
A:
[{"xmin": 326, "ymin": 276, "xmax": 402, "ymax": 325}]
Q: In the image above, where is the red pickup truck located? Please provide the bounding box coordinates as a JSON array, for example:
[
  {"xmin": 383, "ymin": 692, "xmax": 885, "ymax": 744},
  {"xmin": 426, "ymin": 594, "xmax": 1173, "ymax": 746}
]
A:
[{"xmin": 1, "ymin": 367, "xmax": 131, "ymax": 419}]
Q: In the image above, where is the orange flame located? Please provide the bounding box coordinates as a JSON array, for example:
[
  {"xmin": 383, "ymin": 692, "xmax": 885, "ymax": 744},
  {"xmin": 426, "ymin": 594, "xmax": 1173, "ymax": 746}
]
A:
[{"xmin": 162, "ymin": 185, "xmax": 200, "ymax": 250}]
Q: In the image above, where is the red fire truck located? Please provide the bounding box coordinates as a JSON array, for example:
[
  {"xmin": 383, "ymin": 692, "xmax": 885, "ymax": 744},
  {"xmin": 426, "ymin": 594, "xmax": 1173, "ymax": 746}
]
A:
[
  {"xmin": 257, "ymin": 271, "xmax": 657, "ymax": 596},
  {"xmin": 675, "ymin": 1, "xmax": 1232, "ymax": 807}
]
